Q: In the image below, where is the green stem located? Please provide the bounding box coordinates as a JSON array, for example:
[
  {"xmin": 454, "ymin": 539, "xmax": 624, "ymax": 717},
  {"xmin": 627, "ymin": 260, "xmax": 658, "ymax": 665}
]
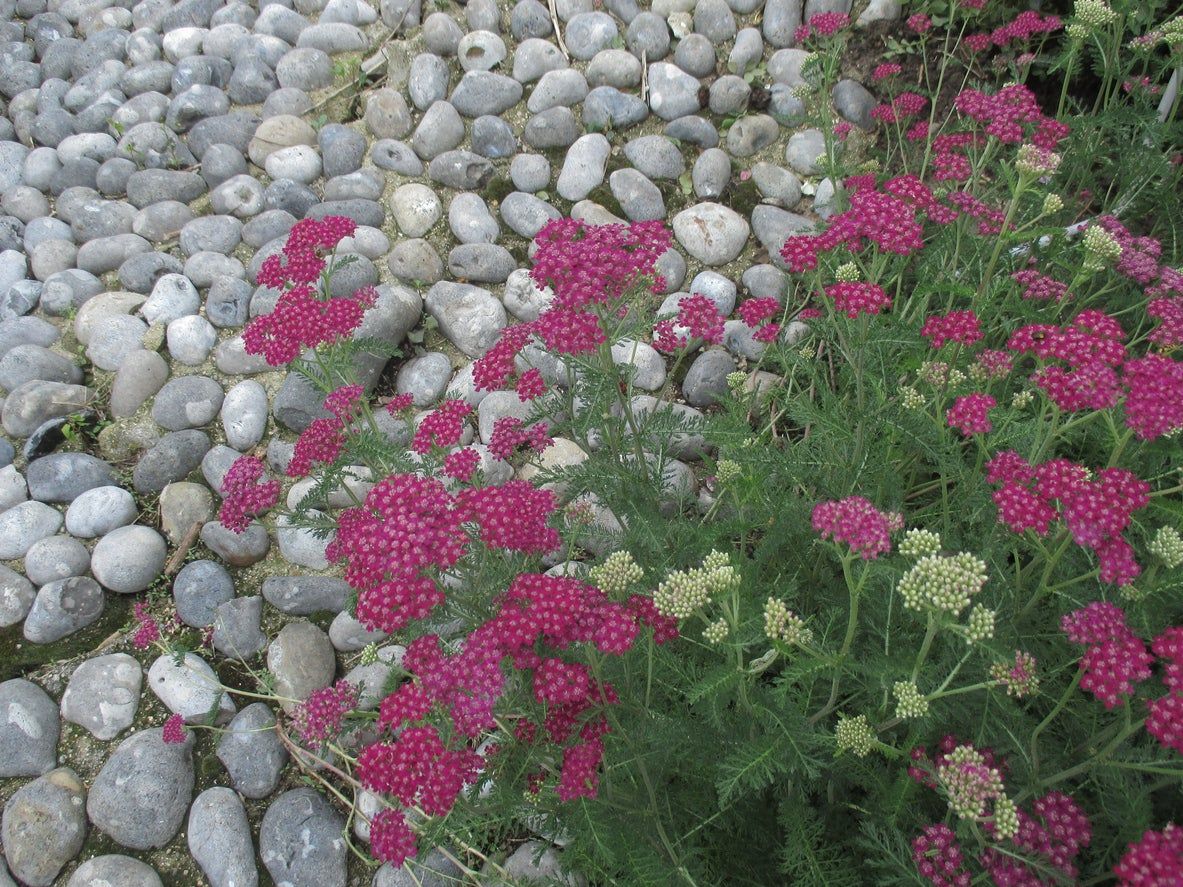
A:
[{"xmin": 1029, "ymin": 668, "xmax": 1083, "ymax": 782}]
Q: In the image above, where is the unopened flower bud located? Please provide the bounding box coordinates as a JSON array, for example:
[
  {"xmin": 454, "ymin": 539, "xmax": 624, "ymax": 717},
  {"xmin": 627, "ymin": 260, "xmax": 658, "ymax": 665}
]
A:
[
  {"xmin": 1016, "ymin": 144, "xmax": 1062, "ymax": 177},
  {"xmin": 965, "ymin": 603, "xmax": 996, "ymax": 643},
  {"xmin": 1149, "ymin": 527, "xmax": 1183, "ymax": 569},
  {"xmin": 993, "ymin": 795, "xmax": 1020, "ymax": 840},
  {"xmin": 1082, "ymin": 224, "xmax": 1122, "ymax": 272},
  {"xmin": 1042, "ymin": 193, "xmax": 1064, "ymax": 215},
  {"xmin": 704, "ymin": 618, "xmax": 730, "ymax": 644},
  {"xmin": 893, "ymin": 681, "xmax": 930, "ymax": 719},
  {"xmin": 900, "ymin": 528, "xmax": 941, "ymax": 559},
  {"xmin": 715, "ymin": 459, "xmax": 742, "ymax": 485},
  {"xmin": 590, "ymin": 551, "xmax": 645, "ymax": 596},
  {"xmin": 836, "ymin": 262, "xmax": 861, "ymax": 282},
  {"xmin": 835, "ymin": 714, "xmax": 875, "ymax": 757}
]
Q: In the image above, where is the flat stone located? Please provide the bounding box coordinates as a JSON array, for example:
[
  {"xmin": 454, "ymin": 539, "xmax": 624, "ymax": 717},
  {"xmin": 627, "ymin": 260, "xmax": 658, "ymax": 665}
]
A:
[
  {"xmin": 133, "ymin": 429, "xmax": 211, "ymax": 493},
  {"xmin": 211, "ymin": 596, "xmax": 268, "ymax": 659},
  {"xmin": 23, "ymin": 577, "xmax": 105, "ymax": 644},
  {"xmin": 260, "ymin": 789, "xmax": 346, "ymax": 887},
  {"xmin": 0, "ymin": 679, "xmax": 59, "ymax": 777},
  {"xmin": 0, "ymin": 564, "xmax": 35, "ymax": 628},
  {"xmin": 148, "ymin": 652, "xmax": 236, "ymax": 725},
  {"xmin": 24, "ymin": 536, "xmax": 91, "ymax": 586},
  {"xmin": 267, "ymin": 621, "xmax": 336, "ymax": 713},
  {"xmin": 216, "ymin": 703, "xmax": 288, "ymax": 799},
  {"xmin": 188, "ymin": 787, "xmax": 258, "ymax": 887},
  {"xmin": 426, "ymin": 281, "xmax": 507, "ymax": 358},
  {"xmin": 672, "ymin": 203, "xmax": 750, "ymax": 265},
  {"xmin": 87, "ymin": 727, "xmax": 194, "ymax": 851},
  {"xmin": 1, "ymin": 767, "xmax": 87, "ymax": 887},
  {"xmin": 90, "ymin": 525, "xmax": 167, "ymax": 593},
  {"xmin": 61, "ymin": 653, "xmax": 143, "ymax": 740},
  {"xmin": 66, "ymin": 856, "xmax": 163, "ymax": 887},
  {"xmin": 0, "ymin": 501, "xmax": 63, "ymax": 559},
  {"xmin": 557, "ymin": 133, "xmax": 610, "ymax": 201}
]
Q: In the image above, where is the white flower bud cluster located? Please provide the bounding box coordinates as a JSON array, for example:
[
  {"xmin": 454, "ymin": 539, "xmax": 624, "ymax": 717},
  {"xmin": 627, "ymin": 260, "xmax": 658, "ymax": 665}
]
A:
[
  {"xmin": 1074, "ymin": 0, "xmax": 1118, "ymax": 28},
  {"xmin": 715, "ymin": 459, "xmax": 742, "ymax": 485},
  {"xmin": 654, "ymin": 551, "xmax": 739, "ymax": 620},
  {"xmin": 836, "ymin": 262, "xmax": 861, "ymax": 282},
  {"xmin": 893, "ymin": 681, "xmax": 929, "ymax": 719},
  {"xmin": 900, "ymin": 528, "xmax": 941, "ymax": 559},
  {"xmin": 899, "ymin": 386, "xmax": 926, "ymax": 410},
  {"xmin": 589, "ymin": 551, "xmax": 645, "ymax": 597},
  {"xmin": 1082, "ymin": 225, "xmax": 1123, "ymax": 272},
  {"xmin": 938, "ymin": 745, "xmax": 1004, "ymax": 820},
  {"xmin": 764, "ymin": 597, "xmax": 813, "ymax": 646},
  {"xmin": 993, "ymin": 795, "xmax": 1020, "ymax": 840},
  {"xmin": 1149, "ymin": 526, "xmax": 1183, "ymax": 569},
  {"xmin": 1015, "ymin": 144, "xmax": 1062, "ymax": 177},
  {"xmin": 1012, "ymin": 389, "xmax": 1035, "ymax": 408},
  {"xmin": 1042, "ymin": 193, "xmax": 1064, "ymax": 215},
  {"xmin": 703, "ymin": 619, "xmax": 730, "ymax": 644},
  {"xmin": 835, "ymin": 714, "xmax": 875, "ymax": 758},
  {"xmin": 726, "ymin": 371, "xmax": 748, "ymax": 392},
  {"xmin": 898, "ymin": 553, "xmax": 988, "ymax": 616},
  {"xmin": 965, "ymin": 604, "xmax": 996, "ymax": 643}
]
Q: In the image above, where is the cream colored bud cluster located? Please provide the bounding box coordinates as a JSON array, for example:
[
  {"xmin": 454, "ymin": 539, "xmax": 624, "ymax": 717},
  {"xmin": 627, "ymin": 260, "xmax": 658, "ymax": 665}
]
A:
[
  {"xmin": 1012, "ymin": 389, "xmax": 1035, "ymax": 409},
  {"xmin": 898, "ymin": 553, "xmax": 988, "ymax": 616},
  {"xmin": 360, "ymin": 643, "xmax": 379, "ymax": 666},
  {"xmin": 835, "ymin": 714, "xmax": 875, "ymax": 757},
  {"xmin": 993, "ymin": 795, "xmax": 1020, "ymax": 840},
  {"xmin": 899, "ymin": 386, "xmax": 926, "ymax": 410},
  {"xmin": 715, "ymin": 459, "xmax": 742, "ymax": 485},
  {"xmin": 589, "ymin": 551, "xmax": 645, "ymax": 597},
  {"xmin": 798, "ymin": 343, "xmax": 817, "ymax": 360},
  {"xmin": 900, "ymin": 528, "xmax": 941, "ymax": 559},
  {"xmin": 1073, "ymin": 0, "xmax": 1118, "ymax": 29},
  {"xmin": 835, "ymin": 262, "xmax": 861, "ymax": 282},
  {"xmin": 703, "ymin": 619, "xmax": 730, "ymax": 644},
  {"xmin": 938, "ymin": 745, "xmax": 1005, "ymax": 820},
  {"xmin": 964, "ymin": 603, "xmax": 996, "ymax": 644},
  {"xmin": 726, "ymin": 371, "xmax": 748, "ymax": 392},
  {"xmin": 764, "ymin": 597, "xmax": 813, "ymax": 646},
  {"xmin": 1149, "ymin": 527, "xmax": 1183, "ymax": 569},
  {"xmin": 1082, "ymin": 225, "xmax": 1123, "ymax": 272},
  {"xmin": 1016, "ymin": 144, "xmax": 1062, "ymax": 177},
  {"xmin": 1042, "ymin": 193, "xmax": 1064, "ymax": 215},
  {"xmin": 918, "ymin": 361, "xmax": 967, "ymax": 388},
  {"xmin": 654, "ymin": 551, "xmax": 739, "ymax": 620},
  {"xmin": 893, "ymin": 681, "xmax": 929, "ymax": 719}
]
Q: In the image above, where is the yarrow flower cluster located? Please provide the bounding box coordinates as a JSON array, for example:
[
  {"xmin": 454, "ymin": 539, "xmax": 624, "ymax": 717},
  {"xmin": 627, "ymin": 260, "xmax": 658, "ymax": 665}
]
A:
[
  {"xmin": 356, "ymin": 571, "xmax": 678, "ymax": 862},
  {"xmin": 243, "ymin": 217, "xmax": 378, "ymax": 366},
  {"xmin": 162, "ymin": 713, "xmax": 186, "ymax": 744},
  {"xmin": 900, "ymin": 528, "xmax": 941, "ymax": 558},
  {"xmin": 654, "ymin": 551, "xmax": 739, "ymax": 619},
  {"xmin": 219, "ymin": 456, "xmax": 281, "ymax": 533},
  {"xmin": 897, "ymin": 552, "xmax": 989, "ymax": 615},
  {"xmin": 987, "ymin": 451, "xmax": 1149, "ymax": 585},
  {"xmin": 835, "ymin": 714, "xmax": 875, "ymax": 757},
  {"xmin": 763, "ymin": 597, "xmax": 813, "ymax": 646},
  {"xmin": 1149, "ymin": 527, "xmax": 1183, "ymax": 568},
  {"xmin": 1115, "ymin": 825, "xmax": 1183, "ymax": 886},
  {"xmin": 893, "ymin": 681, "xmax": 929, "ymax": 719},
  {"xmin": 991, "ymin": 651, "xmax": 1040, "ymax": 697},
  {"xmin": 292, "ymin": 680, "xmax": 360, "ymax": 745},
  {"xmin": 588, "ymin": 551, "xmax": 645, "ymax": 596},
  {"xmin": 1061, "ymin": 603, "xmax": 1153, "ymax": 708},
  {"xmin": 811, "ymin": 496, "xmax": 898, "ymax": 559},
  {"xmin": 946, "ymin": 393, "xmax": 996, "ymax": 436}
]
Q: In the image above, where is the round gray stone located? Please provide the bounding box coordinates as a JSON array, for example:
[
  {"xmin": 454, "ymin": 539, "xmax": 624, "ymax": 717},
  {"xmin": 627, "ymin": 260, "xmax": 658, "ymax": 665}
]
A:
[
  {"xmin": 87, "ymin": 727, "xmax": 195, "ymax": 850},
  {"xmin": 90, "ymin": 525, "xmax": 168, "ymax": 593}
]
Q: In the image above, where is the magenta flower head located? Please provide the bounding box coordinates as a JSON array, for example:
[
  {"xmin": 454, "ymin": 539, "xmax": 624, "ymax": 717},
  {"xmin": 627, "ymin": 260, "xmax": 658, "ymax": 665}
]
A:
[
  {"xmin": 292, "ymin": 680, "xmax": 360, "ymax": 745},
  {"xmin": 162, "ymin": 713, "xmax": 186, "ymax": 744},
  {"xmin": 812, "ymin": 496, "xmax": 896, "ymax": 559},
  {"xmin": 946, "ymin": 393, "xmax": 996, "ymax": 436},
  {"xmin": 1115, "ymin": 824, "xmax": 1183, "ymax": 886},
  {"xmin": 824, "ymin": 282, "xmax": 892, "ymax": 318},
  {"xmin": 219, "ymin": 455, "xmax": 281, "ymax": 533}
]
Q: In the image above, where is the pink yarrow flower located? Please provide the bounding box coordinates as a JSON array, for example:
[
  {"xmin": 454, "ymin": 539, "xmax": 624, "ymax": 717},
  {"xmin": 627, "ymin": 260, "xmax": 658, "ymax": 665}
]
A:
[
  {"xmin": 812, "ymin": 496, "xmax": 896, "ymax": 559},
  {"xmin": 946, "ymin": 393, "xmax": 996, "ymax": 436},
  {"xmin": 219, "ymin": 455, "xmax": 281, "ymax": 533},
  {"xmin": 1114, "ymin": 825, "xmax": 1183, "ymax": 886},
  {"xmin": 162, "ymin": 713, "xmax": 186, "ymax": 744}
]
